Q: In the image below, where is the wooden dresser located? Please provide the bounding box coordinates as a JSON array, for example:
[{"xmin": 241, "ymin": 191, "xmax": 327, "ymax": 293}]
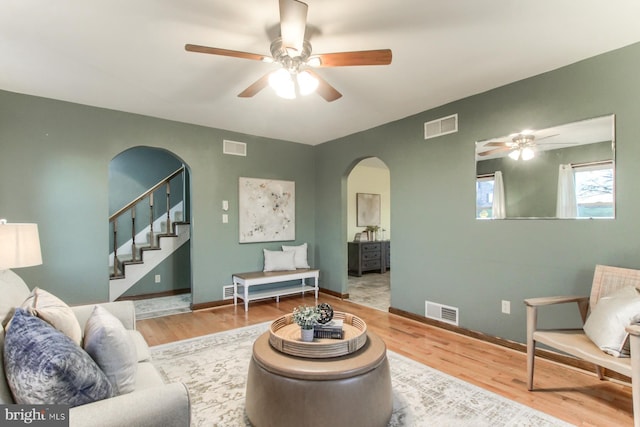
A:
[{"xmin": 348, "ymin": 241, "xmax": 390, "ymax": 277}]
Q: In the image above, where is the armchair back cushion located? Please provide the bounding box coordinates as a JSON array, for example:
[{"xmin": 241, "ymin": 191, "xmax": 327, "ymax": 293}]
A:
[{"xmin": 589, "ymin": 265, "xmax": 640, "ymax": 311}]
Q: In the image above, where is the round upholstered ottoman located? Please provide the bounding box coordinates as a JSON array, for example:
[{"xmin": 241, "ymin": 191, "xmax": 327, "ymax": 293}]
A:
[{"xmin": 245, "ymin": 331, "xmax": 392, "ymax": 427}]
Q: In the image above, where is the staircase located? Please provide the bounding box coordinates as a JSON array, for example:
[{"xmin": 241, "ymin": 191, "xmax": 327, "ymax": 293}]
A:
[{"xmin": 108, "ymin": 167, "xmax": 189, "ymax": 301}]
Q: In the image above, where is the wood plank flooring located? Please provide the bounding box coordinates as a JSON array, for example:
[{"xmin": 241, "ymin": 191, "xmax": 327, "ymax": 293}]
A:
[{"xmin": 137, "ymin": 293, "xmax": 633, "ymax": 426}]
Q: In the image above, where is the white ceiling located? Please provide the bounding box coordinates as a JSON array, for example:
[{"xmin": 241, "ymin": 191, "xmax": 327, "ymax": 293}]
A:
[{"xmin": 2, "ymin": 1, "xmax": 640, "ymax": 145}]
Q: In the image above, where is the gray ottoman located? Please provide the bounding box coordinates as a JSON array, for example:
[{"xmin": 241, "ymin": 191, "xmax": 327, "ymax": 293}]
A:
[{"xmin": 245, "ymin": 331, "xmax": 392, "ymax": 427}]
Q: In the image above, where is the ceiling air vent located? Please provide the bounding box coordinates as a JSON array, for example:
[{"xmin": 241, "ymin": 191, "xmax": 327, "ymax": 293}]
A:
[
  {"xmin": 424, "ymin": 113, "xmax": 458, "ymax": 140},
  {"xmin": 425, "ymin": 300, "xmax": 459, "ymax": 326},
  {"xmin": 223, "ymin": 140, "xmax": 247, "ymax": 157}
]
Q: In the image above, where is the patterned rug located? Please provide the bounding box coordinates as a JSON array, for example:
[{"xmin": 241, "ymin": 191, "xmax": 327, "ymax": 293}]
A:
[
  {"xmin": 133, "ymin": 293, "xmax": 192, "ymax": 319},
  {"xmin": 150, "ymin": 323, "xmax": 572, "ymax": 427}
]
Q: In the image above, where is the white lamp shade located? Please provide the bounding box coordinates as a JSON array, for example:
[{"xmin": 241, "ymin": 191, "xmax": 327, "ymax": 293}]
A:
[{"xmin": 0, "ymin": 223, "xmax": 43, "ymax": 269}]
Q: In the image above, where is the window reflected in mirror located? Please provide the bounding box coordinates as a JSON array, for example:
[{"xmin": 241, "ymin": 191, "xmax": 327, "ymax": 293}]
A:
[{"xmin": 475, "ymin": 115, "xmax": 615, "ymax": 219}]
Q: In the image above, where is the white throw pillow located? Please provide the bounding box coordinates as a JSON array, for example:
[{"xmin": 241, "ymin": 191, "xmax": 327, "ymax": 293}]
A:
[
  {"xmin": 583, "ymin": 286, "xmax": 640, "ymax": 357},
  {"xmin": 282, "ymin": 243, "xmax": 310, "ymax": 269},
  {"xmin": 83, "ymin": 305, "xmax": 137, "ymax": 395},
  {"xmin": 263, "ymin": 249, "xmax": 297, "ymax": 272},
  {"xmin": 20, "ymin": 287, "xmax": 83, "ymax": 346}
]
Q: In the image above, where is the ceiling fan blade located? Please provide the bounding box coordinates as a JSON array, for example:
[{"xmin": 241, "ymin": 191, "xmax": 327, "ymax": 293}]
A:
[
  {"xmin": 238, "ymin": 73, "xmax": 272, "ymax": 98},
  {"xmin": 279, "ymin": 0, "xmax": 308, "ymax": 53},
  {"xmin": 484, "ymin": 141, "xmax": 509, "ymax": 147},
  {"xmin": 306, "ymin": 70, "xmax": 342, "ymax": 102},
  {"xmin": 478, "ymin": 147, "xmax": 510, "ymax": 157},
  {"xmin": 313, "ymin": 49, "xmax": 392, "ymax": 67},
  {"xmin": 185, "ymin": 44, "xmax": 269, "ymax": 62}
]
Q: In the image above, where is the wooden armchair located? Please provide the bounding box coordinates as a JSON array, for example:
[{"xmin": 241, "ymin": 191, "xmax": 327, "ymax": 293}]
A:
[{"xmin": 525, "ymin": 264, "xmax": 640, "ymax": 427}]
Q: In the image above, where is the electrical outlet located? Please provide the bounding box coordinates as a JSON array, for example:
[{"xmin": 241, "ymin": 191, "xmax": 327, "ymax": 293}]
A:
[
  {"xmin": 222, "ymin": 214, "xmax": 229, "ymax": 223},
  {"xmin": 501, "ymin": 300, "xmax": 511, "ymax": 314},
  {"xmin": 155, "ymin": 274, "xmax": 161, "ymax": 284}
]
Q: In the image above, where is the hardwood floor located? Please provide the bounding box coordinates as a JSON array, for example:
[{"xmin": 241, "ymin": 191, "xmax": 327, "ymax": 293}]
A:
[{"xmin": 137, "ymin": 293, "xmax": 633, "ymax": 426}]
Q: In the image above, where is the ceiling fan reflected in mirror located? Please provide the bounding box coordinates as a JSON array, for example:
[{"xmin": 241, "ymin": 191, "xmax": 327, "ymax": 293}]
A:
[
  {"xmin": 477, "ymin": 132, "xmax": 571, "ymax": 161},
  {"xmin": 185, "ymin": 0, "xmax": 392, "ymax": 102}
]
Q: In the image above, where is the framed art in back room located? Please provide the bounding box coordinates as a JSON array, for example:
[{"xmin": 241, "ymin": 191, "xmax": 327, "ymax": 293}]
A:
[{"xmin": 356, "ymin": 193, "xmax": 381, "ymax": 227}]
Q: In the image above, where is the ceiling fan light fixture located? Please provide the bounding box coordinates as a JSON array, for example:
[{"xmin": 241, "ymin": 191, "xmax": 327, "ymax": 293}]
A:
[
  {"xmin": 307, "ymin": 56, "xmax": 321, "ymax": 67},
  {"xmin": 269, "ymin": 68, "xmax": 296, "ymax": 99},
  {"xmin": 521, "ymin": 147, "xmax": 535, "ymax": 161},
  {"xmin": 297, "ymin": 70, "xmax": 318, "ymax": 95},
  {"xmin": 508, "ymin": 149, "xmax": 521, "ymax": 161}
]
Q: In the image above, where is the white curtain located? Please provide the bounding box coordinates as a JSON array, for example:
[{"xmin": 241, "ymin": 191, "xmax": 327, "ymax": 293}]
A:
[
  {"xmin": 556, "ymin": 164, "xmax": 577, "ymax": 218},
  {"xmin": 492, "ymin": 171, "xmax": 506, "ymax": 219}
]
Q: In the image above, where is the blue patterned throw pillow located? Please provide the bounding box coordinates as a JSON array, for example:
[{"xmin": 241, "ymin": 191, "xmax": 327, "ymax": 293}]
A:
[{"xmin": 4, "ymin": 308, "xmax": 113, "ymax": 406}]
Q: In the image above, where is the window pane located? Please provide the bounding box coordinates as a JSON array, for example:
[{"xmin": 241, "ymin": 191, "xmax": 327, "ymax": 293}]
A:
[
  {"xmin": 476, "ymin": 178, "xmax": 494, "ymax": 218},
  {"xmin": 574, "ymin": 164, "xmax": 614, "ymax": 218}
]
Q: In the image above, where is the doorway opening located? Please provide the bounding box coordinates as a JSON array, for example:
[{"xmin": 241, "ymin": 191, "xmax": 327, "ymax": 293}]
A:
[
  {"xmin": 346, "ymin": 157, "xmax": 390, "ymax": 311},
  {"xmin": 108, "ymin": 146, "xmax": 192, "ymax": 318}
]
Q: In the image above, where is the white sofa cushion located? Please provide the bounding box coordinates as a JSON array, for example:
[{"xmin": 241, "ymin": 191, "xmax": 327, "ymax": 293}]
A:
[
  {"xmin": 0, "ymin": 270, "xmax": 30, "ymax": 327},
  {"xmin": 4, "ymin": 308, "xmax": 113, "ymax": 406},
  {"xmin": 21, "ymin": 287, "xmax": 83, "ymax": 345},
  {"xmin": 84, "ymin": 306, "xmax": 138, "ymax": 395}
]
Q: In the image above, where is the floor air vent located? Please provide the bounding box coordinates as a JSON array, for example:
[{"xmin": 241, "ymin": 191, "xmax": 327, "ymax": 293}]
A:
[
  {"xmin": 425, "ymin": 300, "xmax": 459, "ymax": 326},
  {"xmin": 424, "ymin": 114, "xmax": 458, "ymax": 139},
  {"xmin": 223, "ymin": 140, "xmax": 247, "ymax": 157},
  {"xmin": 223, "ymin": 285, "xmax": 234, "ymax": 300}
]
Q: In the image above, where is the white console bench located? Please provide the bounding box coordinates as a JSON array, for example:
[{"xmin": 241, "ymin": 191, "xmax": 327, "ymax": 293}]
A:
[{"xmin": 232, "ymin": 268, "xmax": 319, "ymax": 312}]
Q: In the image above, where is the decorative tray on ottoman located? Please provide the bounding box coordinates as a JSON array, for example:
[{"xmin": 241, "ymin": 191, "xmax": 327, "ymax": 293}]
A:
[{"xmin": 269, "ymin": 311, "xmax": 367, "ymax": 358}]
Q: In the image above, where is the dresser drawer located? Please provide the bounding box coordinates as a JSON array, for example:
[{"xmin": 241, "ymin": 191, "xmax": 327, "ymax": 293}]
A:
[
  {"xmin": 361, "ymin": 243, "xmax": 381, "ymax": 252},
  {"xmin": 362, "ymin": 251, "xmax": 381, "ymax": 261},
  {"xmin": 362, "ymin": 259, "xmax": 381, "ymax": 269}
]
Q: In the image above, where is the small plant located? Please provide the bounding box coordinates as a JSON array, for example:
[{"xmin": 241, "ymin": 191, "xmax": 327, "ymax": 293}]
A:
[{"xmin": 292, "ymin": 305, "xmax": 320, "ymax": 330}]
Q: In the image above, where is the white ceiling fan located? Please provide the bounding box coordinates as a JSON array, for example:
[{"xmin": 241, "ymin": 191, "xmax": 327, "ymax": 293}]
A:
[{"xmin": 185, "ymin": 0, "xmax": 392, "ymax": 102}]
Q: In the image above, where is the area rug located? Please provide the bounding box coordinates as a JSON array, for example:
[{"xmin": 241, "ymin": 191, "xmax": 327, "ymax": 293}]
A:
[
  {"xmin": 150, "ymin": 322, "xmax": 572, "ymax": 427},
  {"xmin": 134, "ymin": 293, "xmax": 192, "ymax": 319}
]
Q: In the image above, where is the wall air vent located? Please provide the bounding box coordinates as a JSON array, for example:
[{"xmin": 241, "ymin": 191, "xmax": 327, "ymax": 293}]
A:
[
  {"xmin": 223, "ymin": 285, "xmax": 234, "ymax": 300},
  {"xmin": 425, "ymin": 300, "xmax": 459, "ymax": 326},
  {"xmin": 424, "ymin": 114, "xmax": 458, "ymax": 139},
  {"xmin": 223, "ymin": 140, "xmax": 247, "ymax": 157}
]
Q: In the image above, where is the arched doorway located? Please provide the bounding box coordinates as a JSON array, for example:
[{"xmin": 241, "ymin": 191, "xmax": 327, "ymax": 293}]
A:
[
  {"xmin": 346, "ymin": 157, "xmax": 391, "ymax": 311},
  {"xmin": 108, "ymin": 146, "xmax": 192, "ymax": 318}
]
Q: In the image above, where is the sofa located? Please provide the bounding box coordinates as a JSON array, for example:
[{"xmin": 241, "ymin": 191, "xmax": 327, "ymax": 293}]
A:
[{"xmin": 0, "ymin": 269, "xmax": 190, "ymax": 427}]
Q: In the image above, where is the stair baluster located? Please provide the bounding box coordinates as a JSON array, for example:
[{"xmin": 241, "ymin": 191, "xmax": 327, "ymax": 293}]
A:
[
  {"xmin": 165, "ymin": 182, "xmax": 172, "ymax": 233},
  {"xmin": 130, "ymin": 207, "xmax": 137, "ymax": 262},
  {"xmin": 149, "ymin": 192, "xmax": 155, "ymax": 248},
  {"xmin": 112, "ymin": 220, "xmax": 119, "ymax": 277}
]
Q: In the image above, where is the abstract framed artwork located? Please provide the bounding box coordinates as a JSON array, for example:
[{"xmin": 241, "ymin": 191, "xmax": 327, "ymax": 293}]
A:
[
  {"xmin": 239, "ymin": 177, "xmax": 295, "ymax": 243},
  {"xmin": 356, "ymin": 193, "xmax": 381, "ymax": 226}
]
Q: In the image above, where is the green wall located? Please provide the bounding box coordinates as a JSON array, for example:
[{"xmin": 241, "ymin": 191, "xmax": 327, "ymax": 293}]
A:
[
  {"xmin": 0, "ymin": 92, "xmax": 316, "ymax": 305},
  {"xmin": 314, "ymin": 42, "xmax": 640, "ymax": 343},
  {"xmin": 3, "ymin": 41, "xmax": 640, "ymax": 345}
]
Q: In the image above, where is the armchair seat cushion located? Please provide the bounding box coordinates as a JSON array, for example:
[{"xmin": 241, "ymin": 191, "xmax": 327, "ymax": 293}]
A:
[{"xmin": 534, "ymin": 329, "xmax": 632, "ymax": 376}]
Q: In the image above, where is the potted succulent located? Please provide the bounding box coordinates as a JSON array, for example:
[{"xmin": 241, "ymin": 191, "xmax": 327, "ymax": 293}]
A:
[{"xmin": 292, "ymin": 305, "xmax": 320, "ymax": 342}]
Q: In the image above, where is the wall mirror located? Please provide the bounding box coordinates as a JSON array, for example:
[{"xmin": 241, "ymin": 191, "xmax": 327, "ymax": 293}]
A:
[{"xmin": 475, "ymin": 114, "xmax": 615, "ymax": 219}]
